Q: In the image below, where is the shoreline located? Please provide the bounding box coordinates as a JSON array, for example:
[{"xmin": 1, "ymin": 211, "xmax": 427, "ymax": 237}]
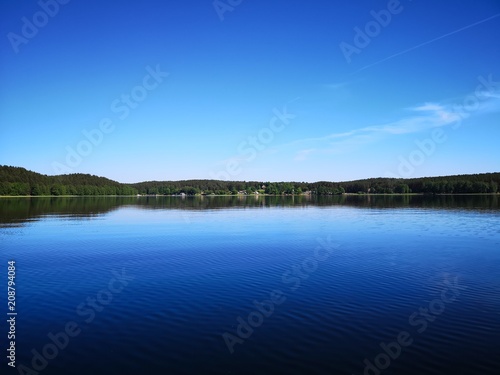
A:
[{"xmin": 1, "ymin": 193, "xmax": 499, "ymax": 198}]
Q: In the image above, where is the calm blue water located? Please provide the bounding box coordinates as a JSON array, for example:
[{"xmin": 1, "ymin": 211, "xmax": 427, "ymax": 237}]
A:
[{"xmin": 1, "ymin": 196, "xmax": 499, "ymax": 374}]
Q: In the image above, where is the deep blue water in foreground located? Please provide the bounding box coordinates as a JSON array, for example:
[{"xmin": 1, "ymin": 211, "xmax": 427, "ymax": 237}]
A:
[{"xmin": 1, "ymin": 196, "xmax": 499, "ymax": 375}]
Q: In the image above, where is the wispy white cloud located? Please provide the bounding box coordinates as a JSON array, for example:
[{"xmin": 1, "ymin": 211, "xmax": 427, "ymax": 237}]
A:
[
  {"xmin": 288, "ymin": 92, "xmax": 500, "ymax": 160},
  {"xmin": 412, "ymin": 103, "xmax": 445, "ymax": 112}
]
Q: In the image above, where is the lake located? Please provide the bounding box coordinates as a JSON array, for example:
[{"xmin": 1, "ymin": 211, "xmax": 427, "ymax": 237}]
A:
[{"xmin": 1, "ymin": 195, "xmax": 499, "ymax": 375}]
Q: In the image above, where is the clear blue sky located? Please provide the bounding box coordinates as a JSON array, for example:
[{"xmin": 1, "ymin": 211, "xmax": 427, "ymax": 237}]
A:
[{"xmin": 1, "ymin": 0, "xmax": 499, "ymax": 183}]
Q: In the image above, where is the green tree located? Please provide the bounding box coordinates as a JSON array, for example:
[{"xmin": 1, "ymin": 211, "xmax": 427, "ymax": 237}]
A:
[{"xmin": 394, "ymin": 184, "xmax": 410, "ymax": 194}]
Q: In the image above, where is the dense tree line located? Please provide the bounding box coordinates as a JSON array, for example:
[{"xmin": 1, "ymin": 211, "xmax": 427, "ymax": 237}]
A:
[
  {"xmin": 1, "ymin": 166, "xmax": 499, "ymax": 196},
  {"xmin": 129, "ymin": 180, "xmax": 263, "ymax": 196},
  {"xmin": 338, "ymin": 175, "xmax": 499, "ymax": 195},
  {"xmin": 130, "ymin": 174, "xmax": 499, "ymax": 196},
  {"xmin": 0, "ymin": 166, "xmax": 137, "ymax": 196}
]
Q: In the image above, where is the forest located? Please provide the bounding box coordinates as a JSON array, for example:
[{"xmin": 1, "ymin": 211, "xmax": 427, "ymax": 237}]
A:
[
  {"xmin": 0, "ymin": 166, "xmax": 137, "ymax": 196},
  {"xmin": 1, "ymin": 165, "xmax": 499, "ymax": 196}
]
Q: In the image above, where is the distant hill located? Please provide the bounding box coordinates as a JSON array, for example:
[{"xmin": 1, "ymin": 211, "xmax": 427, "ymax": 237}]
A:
[
  {"xmin": 0, "ymin": 165, "xmax": 499, "ymax": 196},
  {"xmin": 128, "ymin": 173, "xmax": 499, "ymax": 195},
  {"xmin": 0, "ymin": 166, "xmax": 136, "ymax": 195}
]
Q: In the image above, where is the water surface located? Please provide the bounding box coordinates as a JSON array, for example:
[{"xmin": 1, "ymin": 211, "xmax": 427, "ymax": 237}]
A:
[{"xmin": 1, "ymin": 196, "xmax": 499, "ymax": 374}]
